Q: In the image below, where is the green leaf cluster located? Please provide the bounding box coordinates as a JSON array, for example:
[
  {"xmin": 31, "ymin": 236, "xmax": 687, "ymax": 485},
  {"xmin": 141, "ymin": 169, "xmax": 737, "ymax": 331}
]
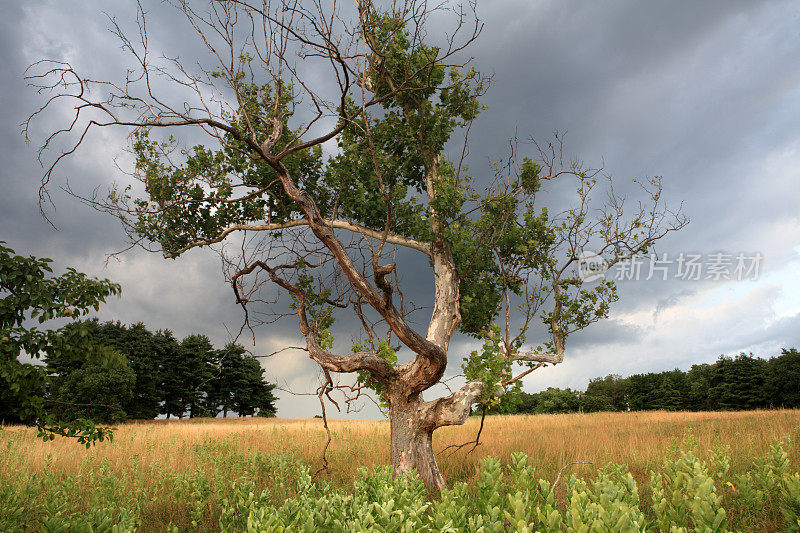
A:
[{"xmin": 355, "ymin": 340, "xmax": 397, "ymax": 409}]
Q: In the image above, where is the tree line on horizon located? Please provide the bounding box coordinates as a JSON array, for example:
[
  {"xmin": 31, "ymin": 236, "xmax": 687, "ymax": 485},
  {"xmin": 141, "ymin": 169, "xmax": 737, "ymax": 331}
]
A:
[
  {"xmin": 3, "ymin": 319, "xmax": 277, "ymax": 424},
  {"xmin": 501, "ymin": 349, "xmax": 800, "ymax": 415}
]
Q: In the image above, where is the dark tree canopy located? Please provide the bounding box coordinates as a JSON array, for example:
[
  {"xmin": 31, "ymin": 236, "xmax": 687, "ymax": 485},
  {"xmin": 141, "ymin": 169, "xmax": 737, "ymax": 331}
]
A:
[
  {"xmin": 48, "ymin": 346, "xmax": 135, "ymax": 423},
  {"xmin": 49, "ymin": 320, "xmax": 279, "ymax": 421},
  {"xmin": 208, "ymin": 344, "xmax": 277, "ymax": 418}
]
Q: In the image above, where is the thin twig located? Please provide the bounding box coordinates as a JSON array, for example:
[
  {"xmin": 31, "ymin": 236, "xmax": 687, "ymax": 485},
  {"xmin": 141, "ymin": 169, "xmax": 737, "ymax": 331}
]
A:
[
  {"xmin": 440, "ymin": 404, "xmax": 486, "ymax": 457},
  {"xmin": 313, "ymin": 372, "xmax": 334, "ymax": 477},
  {"xmin": 552, "ymin": 461, "xmax": 593, "ymax": 492}
]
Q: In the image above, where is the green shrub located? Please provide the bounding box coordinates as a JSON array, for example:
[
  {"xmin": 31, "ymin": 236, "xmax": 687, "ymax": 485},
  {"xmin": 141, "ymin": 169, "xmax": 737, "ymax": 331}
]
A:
[{"xmin": 222, "ymin": 452, "xmax": 722, "ymax": 532}]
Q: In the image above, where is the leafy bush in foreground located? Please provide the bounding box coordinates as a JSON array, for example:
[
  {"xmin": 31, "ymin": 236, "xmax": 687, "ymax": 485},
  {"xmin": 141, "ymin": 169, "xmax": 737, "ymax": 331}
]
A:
[{"xmin": 217, "ymin": 444, "xmax": 796, "ymax": 533}]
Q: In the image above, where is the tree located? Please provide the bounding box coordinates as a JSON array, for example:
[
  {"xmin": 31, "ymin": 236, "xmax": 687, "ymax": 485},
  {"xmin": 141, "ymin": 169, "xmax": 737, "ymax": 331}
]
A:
[
  {"xmin": 66, "ymin": 320, "xmax": 165, "ymax": 420},
  {"xmin": 626, "ymin": 373, "xmax": 658, "ymax": 411},
  {"xmin": 208, "ymin": 344, "xmax": 277, "ymax": 418},
  {"xmin": 0, "ymin": 242, "xmax": 120, "ymax": 443},
  {"xmin": 526, "ymin": 387, "xmax": 582, "ymax": 414},
  {"xmin": 232, "ymin": 354, "xmax": 276, "ymax": 416},
  {"xmin": 653, "ymin": 371, "xmax": 686, "ymax": 411},
  {"xmin": 709, "ymin": 354, "xmax": 768, "ymax": 411},
  {"xmin": 156, "ymin": 333, "xmax": 217, "ymax": 419},
  {"xmin": 765, "ymin": 348, "xmax": 800, "ymax": 408},
  {"xmin": 27, "ymin": 0, "xmax": 686, "ymax": 491},
  {"xmin": 687, "ymin": 363, "xmax": 714, "ymax": 411},
  {"xmin": 177, "ymin": 334, "xmax": 216, "ymax": 418},
  {"xmin": 48, "ymin": 346, "xmax": 135, "ymax": 423},
  {"xmin": 155, "ymin": 329, "xmax": 185, "ymax": 419},
  {"xmin": 584, "ymin": 374, "xmax": 628, "ymax": 411},
  {"xmin": 101, "ymin": 321, "xmax": 164, "ymax": 420}
]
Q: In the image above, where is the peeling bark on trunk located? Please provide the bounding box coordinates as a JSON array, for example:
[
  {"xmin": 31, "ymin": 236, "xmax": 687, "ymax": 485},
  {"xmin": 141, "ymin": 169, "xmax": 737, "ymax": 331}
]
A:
[
  {"xmin": 386, "ymin": 379, "xmax": 487, "ymax": 493},
  {"xmin": 389, "ymin": 393, "xmax": 447, "ymax": 493}
]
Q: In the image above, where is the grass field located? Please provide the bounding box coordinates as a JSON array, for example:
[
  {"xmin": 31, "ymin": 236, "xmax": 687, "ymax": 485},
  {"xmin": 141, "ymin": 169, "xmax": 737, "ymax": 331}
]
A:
[{"xmin": 2, "ymin": 410, "xmax": 800, "ymax": 531}]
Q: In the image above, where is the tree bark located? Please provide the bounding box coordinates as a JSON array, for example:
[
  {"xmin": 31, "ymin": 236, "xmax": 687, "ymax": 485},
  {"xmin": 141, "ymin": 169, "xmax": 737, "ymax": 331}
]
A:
[
  {"xmin": 389, "ymin": 390, "xmax": 447, "ymax": 493},
  {"xmin": 386, "ymin": 379, "xmax": 488, "ymax": 493}
]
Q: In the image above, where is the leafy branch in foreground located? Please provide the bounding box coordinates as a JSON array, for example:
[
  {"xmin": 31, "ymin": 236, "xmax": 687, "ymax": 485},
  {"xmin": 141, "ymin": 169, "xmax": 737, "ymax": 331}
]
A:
[{"xmin": 0, "ymin": 242, "xmax": 120, "ymax": 444}]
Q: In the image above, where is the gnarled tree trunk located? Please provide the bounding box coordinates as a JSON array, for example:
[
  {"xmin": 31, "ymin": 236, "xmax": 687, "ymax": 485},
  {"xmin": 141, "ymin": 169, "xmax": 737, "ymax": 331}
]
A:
[
  {"xmin": 389, "ymin": 391, "xmax": 447, "ymax": 493},
  {"xmin": 387, "ymin": 379, "xmax": 485, "ymax": 493}
]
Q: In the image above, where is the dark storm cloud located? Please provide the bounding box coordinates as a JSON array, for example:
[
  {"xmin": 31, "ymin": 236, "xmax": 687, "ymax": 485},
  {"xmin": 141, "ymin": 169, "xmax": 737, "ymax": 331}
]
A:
[{"xmin": 2, "ymin": 0, "xmax": 799, "ymax": 417}]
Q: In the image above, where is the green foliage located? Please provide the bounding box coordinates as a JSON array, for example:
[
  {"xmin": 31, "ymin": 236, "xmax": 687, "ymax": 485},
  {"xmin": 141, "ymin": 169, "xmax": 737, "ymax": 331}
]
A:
[
  {"xmin": 767, "ymin": 349, "xmax": 800, "ymax": 408},
  {"xmin": 217, "ymin": 448, "xmax": 792, "ymax": 532},
  {"xmin": 208, "ymin": 344, "xmax": 277, "ymax": 418},
  {"xmin": 49, "ymin": 345, "xmax": 135, "ymax": 423},
  {"xmin": 293, "ymin": 263, "xmax": 336, "ymax": 350},
  {"xmin": 462, "ymin": 324, "xmax": 521, "ymax": 409},
  {"xmin": 0, "ymin": 242, "xmax": 120, "ymax": 443},
  {"xmin": 355, "ymin": 341, "xmax": 397, "ymax": 410},
  {"xmin": 515, "ymin": 387, "xmax": 582, "ymax": 414},
  {"xmin": 650, "ymin": 450, "xmax": 728, "ymax": 532},
  {"xmin": 519, "ymin": 158, "xmax": 542, "ymax": 194},
  {"xmin": 177, "ymin": 334, "xmax": 217, "ymax": 418},
  {"xmin": 781, "ymin": 472, "xmax": 800, "ymax": 531},
  {"xmin": 77, "ymin": 320, "xmax": 166, "ymax": 420},
  {"xmin": 709, "ymin": 353, "xmax": 768, "ymax": 411},
  {"xmin": 561, "ymin": 465, "xmax": 647, "ymax": 532},
  {"xmin": 126, "ymin": 84, "xmax": 327, "ymax": 256},
  {"xmin": 43, "ymin": 319, "xmax": 278, "ymax": 421},
  {"xmin": 155, "ymin": 329, "xmax": 185, "ymax": 419}
]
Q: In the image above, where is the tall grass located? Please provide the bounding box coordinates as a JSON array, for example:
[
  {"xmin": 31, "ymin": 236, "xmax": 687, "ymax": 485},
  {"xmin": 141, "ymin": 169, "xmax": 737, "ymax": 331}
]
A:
[{"xmin": 2, "ymin": 410, "xmax": 799, "ymax": 531}]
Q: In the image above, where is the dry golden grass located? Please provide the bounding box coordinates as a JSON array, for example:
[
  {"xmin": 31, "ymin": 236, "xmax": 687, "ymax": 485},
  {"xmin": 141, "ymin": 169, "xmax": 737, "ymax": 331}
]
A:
[
  {"xmin": 5, "ymin": 409, "xmax": 800, "ymax": 484},
  {"xmin": 2, "ymin": 410, "xmax": 799, "ymax": 530}
]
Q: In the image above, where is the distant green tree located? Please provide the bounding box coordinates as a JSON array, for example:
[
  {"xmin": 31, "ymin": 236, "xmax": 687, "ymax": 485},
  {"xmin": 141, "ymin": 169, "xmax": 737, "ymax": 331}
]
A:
[
  {"xmin": 765, "ymin": 348, "xmax": 800, "ymax": 408},
  {"xmin": 207, "ymin": 344, "xmax": 247, "ymax": 418},
  {"xmin": 654, "ymin": 371, "xmax": 686, "ymax": 411},
  {"xmin": 709, "ymin": 354, "xmax": 768, "ymax": 410},
  {"xmin": 686, "ymin": 363, "xmax": 713, "ymax": 411},
  {"xmin": 49, "ymin": 346, "xmax": 135, "ymax": 423},
  {"xmin": 504, "ymin": 349, "xmax": 796, "ymax": 416},
  {"xmin": 91, "ymin": 321, "xmax": 164, "ymax": 419},
  {"xmin": 511, "ymin": 391, "xmax": 537, "ymax": 414},
  {"xmin": 626, "ymin": 373, "xmax": 658, "ymax": 411},
  {"xmin": 238, "ymin": 355, "xmax": 277, "ymax": 417},
  {"xmin": 584, "ymin": 374, "xmax": 628, "ymax": 411},
  {"xmin": 154, "ymin": 330, "xmax": 186, "ymax": 418},
  {"xmin": 0, "ymin": 242, "xmax": 120, "ymax": 443},
  {"xmin": 580, "ymin": 393, "xmax": 615, "ymax": 413},
  {"xmin": 176, "ymin": 334, "xmax": 215, "ymax": 418},
  {"xmin": 207, "ymin": 344, "xmax": 277, "ymax": 417},
  {"xmin": 534, "ymin": 387, "xmax": 582, "ymax": 414}
]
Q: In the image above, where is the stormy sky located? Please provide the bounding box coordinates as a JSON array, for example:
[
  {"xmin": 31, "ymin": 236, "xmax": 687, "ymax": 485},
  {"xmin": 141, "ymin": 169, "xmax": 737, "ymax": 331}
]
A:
[{"xmin": 1, "ymin": 0, "xmax": 799, "ymax": 419}]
